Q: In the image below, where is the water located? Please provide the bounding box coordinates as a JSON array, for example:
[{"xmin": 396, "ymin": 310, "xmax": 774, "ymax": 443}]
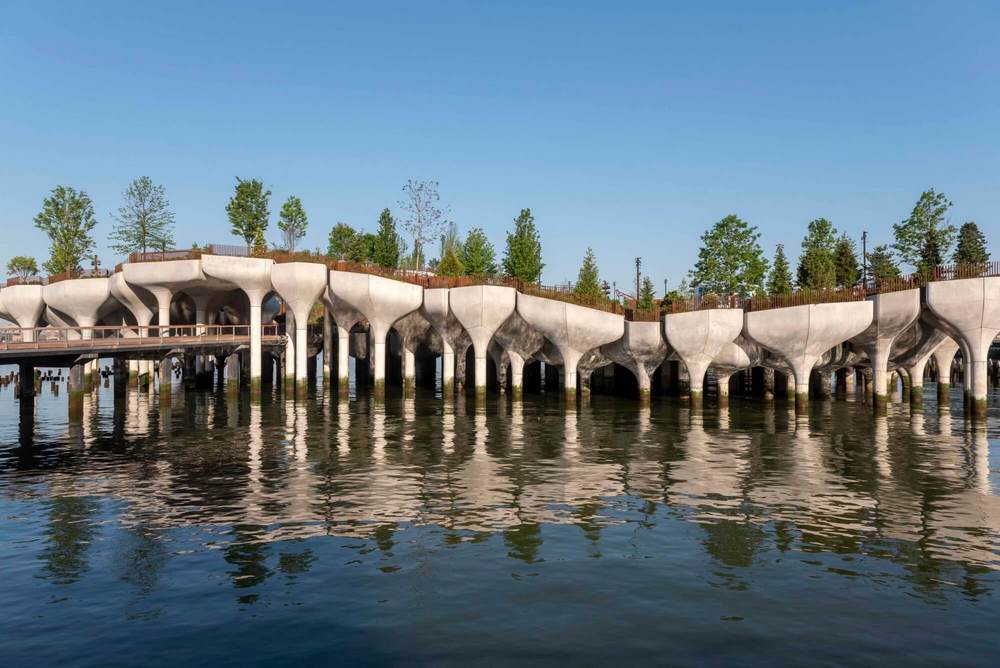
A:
[{"xmin": 2, "ymin": 371, "xmax": 999, "ymax": 666}]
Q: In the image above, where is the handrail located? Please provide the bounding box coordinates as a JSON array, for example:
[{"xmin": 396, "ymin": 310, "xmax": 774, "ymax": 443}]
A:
[{"xmin": 0, "ymin": 324, "xmax": 284, "ymax": 351}]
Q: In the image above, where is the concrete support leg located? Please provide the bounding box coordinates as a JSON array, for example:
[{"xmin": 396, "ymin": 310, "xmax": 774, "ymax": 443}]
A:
[
  {"xmin": 716, "ymin": 373, "xmax": 731, "ymax": 407},
  {"xmin": 373, "ymin": 338, "xmax": 387, "ymax": 398},
  {"xmin": 250, "ymin": 300, "xmax": 262, "ymax": 396},
  {"xmin": 295, "ymin": 326, "xmax": 308, "ymax": 395},
  {"xmin": 159, "ymin": 357, "xmax": 172, "ymax": 393},
  {"xmin": 441, "ymin": 343, "xmax": 455, "ymax": 396},
  {"xmin": 562, "ymin": 350, "xmax": 582, "ymax": 402},
  {"xmin": 323, "ymin": 307, "xmax": 333, "ymax": 386},
  {"xmin": 226, "ymin": 354, "xmax": 240, "ymax": 394},
  {"xmin": 762, "ymin": 367, "xmax": 775, "ymax": 401},
  {"xmin": 685, "ymin": 360, "xmax": 710, "ymax": 407},
  {"xmin": 474, "ymin": 352, "xmax": 488, "ymax": 399},
  {"xmin": 284, "ymin": 314, "xmax": 296, "ymax": 387},
  {"xmin": 871, "ymin": 345, "xmax": 891, "ymax": 415},
  {"xmin": 404, "ymin": 349, "xmax": 416, "ymax": 396},
  {"xmin": 844, "ymin": 367, "xmax": 856, "ymax": 394},
  {"xmin": 908, "ymin": 358, "xmax": 928, "ymax": 410},
  {"xmin": 68, "ymin": 361, "xmax": 85, "ymax": 422},
  {"xmin": 790, "ymin": 363, "xmax": 814, "ymax": 412},
  {"xmin": 337, "ymin": 326, "xmax": 350, "ymax": 392},
  {"xmin": 900, "ymin": 372, "xmax": 911, "ymax": 404},
  {"xmin": 508, "ymin": 351, "xmax": 525, "ymax": 401},
  {"xmin": 18, "ymin": 363, "xmax": 35, "ymax": 399}
]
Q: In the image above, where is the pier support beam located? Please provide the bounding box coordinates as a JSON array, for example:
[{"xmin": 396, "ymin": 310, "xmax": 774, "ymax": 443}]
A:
[{"xmin": 18, "ymin": 362, "xmax": 34, "ymax": 399}]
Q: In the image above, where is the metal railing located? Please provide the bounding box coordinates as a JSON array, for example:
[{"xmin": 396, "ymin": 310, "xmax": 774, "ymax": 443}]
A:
[{"xmin": 0, "ymin": 324, "xmax": 283, "ymax": 351}]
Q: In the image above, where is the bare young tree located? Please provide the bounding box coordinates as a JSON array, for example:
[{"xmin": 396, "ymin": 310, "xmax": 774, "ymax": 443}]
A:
[{"xmin": 399, "ymin": 179, "xmax": 449, "ymax": 269}]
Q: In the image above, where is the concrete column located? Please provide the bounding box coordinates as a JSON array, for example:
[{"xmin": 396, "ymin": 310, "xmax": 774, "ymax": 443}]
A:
[
  {"xmin": 870, "ymin": 341, "xmax": 893, "ymax": 414},
  {"xmin": 18, "ymin": 363, "xmax": 34, "ymax": 399},
  {"xmin": 68, "ymin": 361, "xmax": 86, "ymax": 422},
  {"xmin": 337, "ymin": 326, "xmax": 350, "ymax": 391},
  {"xmin": 907, "ymin": 356, "xmax": 929, "ymax": 409},
  {"xmin": 373, "ymin": 335, "xmax": 387, "ymax": 396},
  {"xmin": 226, "ymin": 353, "xmax": 240, "ymax": 394},
  {"xmin": 562, "ymin": 349, "xmax": 583, "ymax": 401},
  {"xmin": 717, "ymin": 373, "xmax": 731, "ymax": 406},
  {"xmin": 249, "ymin": 299, "xmax": 263, "ymax": 394},
  {"xmin": 844, "ymin": 367, "xmax": 856, "ymax": 393},
  {"xmin": 323, "ymin": 307, "xmax": 333, "ymax": 385},
  {"xmin": 153, "ymin": 289, "xmax": 172, "ymax": 337},
  {"xmin": 404, "ymin": 349, "xmax": 416, "ymax": 396},
  {"xmin": 441, "ymin": 341, "xmax": 455, "ymax": 395},
  {"xmin": 295, "ymin": 325, "xmax": 308, "ymax": 393},
  {"xmin": 128, "ymin": 359, "xmax": 139, "ymax": 387},
  {"xmin": 159, "ymin": 356, "xmax": 172, "ymax": 393},
  {"xmin": 284, "ymin": 310, "xmax": 296, "ymax": 386},
  {"xmin": 508, "ymin": 351, "xmax": 525, "ymax": 400},
  {"xmin": 762, "ymin": 367, "xmax": 775, "ymax": 401}
]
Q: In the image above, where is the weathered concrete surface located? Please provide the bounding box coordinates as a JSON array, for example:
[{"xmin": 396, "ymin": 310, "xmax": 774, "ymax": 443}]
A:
[
  {"xmin": 926, "ymin": 277, "xmax": 1000, "ymax": 417},
  {"xmin": 329, "ymin": 271, "xmax": 423, "ymax": 393},
  {"xmin": 324, "ymin": 287, "xmax": 365, "ymax": 391},
  {"xmin": 393, "ymin": 310, "xmax": 437, "ymax": 394},
  {"xmin": 745, "ymin": 302, "xmax": 873, "ymax": 409},
  {"xmin": 930, "ymin": 336, "xmax": 960, "ymax": 400},
  {"xmin": 849, "ymin": 289, "xmax": 920, "ymax": 412},
  {"xmin": 42, "ymin": 277, "xmax": 113, "ymax": 340},
  {"xmin": 0, "ymin": 284, "xmax": 45, "ymax": 342},
  {"xmin": 600, "ymin": 320, "xmax": 668, "ymax": 403},
  {"xmin": 110, "ymin": 272, "xmax": 157, "ymax": 335},
  {"xmin": 271, "ymin": 262, "xmax": 328, "ymax": 390},
  {"xmin": 420, "ymin": 288, "xmax": 462, "ymax": 393},
  {"xmin": 448, "ymin": 285, "xmax": 517, "ymax": 396},
  {"xmin": 492, "ymin": 311, "xmax": 545, "ymax": 398},
  {"xmin": 663, "ymin": 309, "xmax": 743, "ymax": 405},
  {"xmin": 516, "ymin": 293, "xmax": 624, "ymax": 399},
  {"xmin": 123, "ymin": 259, "xmax": 205, "ymax": 335}
]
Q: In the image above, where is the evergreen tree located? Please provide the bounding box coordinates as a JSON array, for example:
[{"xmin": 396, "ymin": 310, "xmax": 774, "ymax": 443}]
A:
[
  {"xmin": 767, "ymin": 244, "xmax": 793, "ymax": 295},
  {"xmin": 371, "ymin": 208, "xmax": 402, "ymax": 268},
  {"xmin": 437, "ymin": 225, "xmax": 465, "ymax": 276},
  {"xmin": 893, "ymin": 188, "xmax": 956, "ymax": 270},
  {"xmin": 226, "ymin": 178, "xmax": 270, "ymax": 249},
  {"xmin": 867, "ymin": 245, "xmax": 901, "ymax": 285},
  {"xmin": 327, "ymin": 223, "xmax": 358, "ymax": 260},
  {"xmin": 108, "ymin": 176, "xmax": 175, "ymax": 255},
  {"xmin": 689, "ymin": 214, "xmax": 768, "ymax": 298},
  {"xmin": 502, "ymin": 208, "xmax": 544, "ymax": 283},
  {"xmin": 461, "ymin": 227, "xmax": 497, "ymax": 275},
  {"xmin": 954, "ymin": 221, "xmax": 989, "ymax": 264},
  {"xmin": 637, "ymin": 276, "xmax": 656, "ymax": 310},
  {"xmin": 573, "ymin": 247, "xmax": 602, "ymax": 300},
  {"xmin": 833, "ymin": 234, "xmax": 860, "ymax": 288},
  {"xmin": 6, "ymin": 256, "xmax": 38, "ymax": 281},
  {"xmin": 796, "ymin": 218, "xmax": 838, "ymax": 290},
  {"xmin": 277, "ymin": 195, "xmax": 308, "ymax": 252},
  {"xmin": 34, "ymin": 186, "xmax": 98, "ymax": 275}
]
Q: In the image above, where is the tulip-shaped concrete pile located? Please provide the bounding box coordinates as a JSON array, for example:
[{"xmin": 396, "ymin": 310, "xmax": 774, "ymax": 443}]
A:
[
  {"xmin": 1, "ymin": 284, "xmax": 45, "ymax": 342},
  {"xmin": 122, "ymin": 259, "xmax": 205, "ymax": 336},
  {"xmin": 420, "ymin": 288, "xmax": 467, "ymax": 394},
  {"xmin": 271, "ymin": 262, "xmax": 328, "ymax": 393},
  {"xmin": 601, "ymin": 320, "xmax": 668, "ymax": 404},
  {"xmin": 849, "ymin": 289, "xmax": 920, "ymax": 413},
  {"xmin": 448, "ymin": 285, "xmax": 517, "ymax": 397},
  {"xmin": 43, "ymin": 277, "xmax": 112, "ymax": 340},
  {"xmin": 663, "ymin": 309, "xmax": 743, "ymax": 406}
]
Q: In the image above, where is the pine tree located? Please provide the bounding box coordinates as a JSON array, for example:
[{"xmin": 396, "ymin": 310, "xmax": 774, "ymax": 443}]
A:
[
  {"xmin": 767, "ymin": 244, "xmax": 793, "ymax": 295},
  {"xmin": 226, "ymin": 178, "xmax": 270, "ymax": 249},
  {"xmin": 833, "ymin": 234, "xmax": 859, "ymax": 288},
  {"xmin": 867, "ymin": 245, "xmax": 901, "ymax": 285},
  {"xmin": 796, "ymin": 218, "xmax": 838, "ymax": 290},
  {"xmin": 277, "ymin": 195, "xmax": 308, "ymax": 252},
  {"xmin": 437, "ymin": 239, "xmax": 465, "ymax": 276},
  {"xmin": 954, "ymin": 221, "xmax": 989, "ymax": 264},
  {"xmin": 689, "ymin": 214, "xmax": 768, "ymax": 298},
  {"xmin": 637, "ymin": 276, "xmax": 656, "ymax": 309},
  {"xmin": 502, "ymin": 208, "xmax": 544, "ymax": 283},
  {"xmin": 371, "ymin": 208, "xmax": 402, "ymax": 268},
  {"xmin": 108, "ymin": 176, "xmax": 175, "ymax": 255},
  {"xmin": 573, "ymin": 247, "xmax": 602, "ymax": 300},
  {"xmin": 34, "ymin": 186, "xmax": 98, "ymax": 275},
  {"xmin": 461, "ymin": 227, "xmax": 497, "ymax": 275}
]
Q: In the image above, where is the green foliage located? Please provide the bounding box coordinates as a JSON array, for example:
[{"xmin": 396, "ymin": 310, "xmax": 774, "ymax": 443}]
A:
[
  {"xmin": 278, "ymin": 195, "xmax": 308, "ymax": 251},
  {"xmin": 461, "ymin": 227, "xmax": 497, "ymax": 275},
  {"xmin": 867, "ymin": 244, "xmax": 901, "ymax": 285},
  {"xmin": 6, "ymin": 255, "xmax": 39, "ymax": 280},
  {"xmin": 34, "ymin": 186, "xmax": 98, "ymax": 275},
  {"xmin": 226, "ymin": 178, "xmax": 271, "ymax": 248},
  {"xmin": 893, "ymin": 189, "xmax": 956, "ymax": 270},
  {"xmin": 767, "ymin": 244, "xmax": 793, "ymax": 295},
  {"xmin": 796, "ymin": 218, "xmax": 838, "ymax": 290},
  {"xmin": 833, "ymin": 234, "xmax": 859, "ymax": 288},
  {"xmin": 689, "ymin": 214, "xmax": 768, "ymax": 299},
  {"xmin": 108, "ymin": 176, "xmax": 175, "ymax": 255},
  {"xmin": 502, "ymin": 208, "xmax": 544, "ymax": 283},
  {"xmin": 953, "ymin": 221, "xmax": 989, "ymax": 264},
  {"xmin": 371, "ymin": 208, "xmax": 402, "ymax": 268},
  {"xmin": 637, "ymin": 276, "xmax": 656, "ymax": 310},
  {"xmin": 437, "ymin": 224, "xmax": 465, "ymax": 276},
  {"xmin": 573, "ymin": 247, "xmax": 602, "ymax": 300},
  {"xmin": 327, "ymin": 223, "xmax": 357, "ymax": 260}
]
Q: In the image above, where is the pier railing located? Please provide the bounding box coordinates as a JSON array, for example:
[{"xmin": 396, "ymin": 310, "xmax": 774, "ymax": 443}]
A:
[{"xmin": 0, "ymin": 324, "xmax": 283, "ymax": 351}]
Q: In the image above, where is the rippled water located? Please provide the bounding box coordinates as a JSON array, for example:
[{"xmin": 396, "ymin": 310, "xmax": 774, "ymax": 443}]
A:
[{"xmin": 1, "ymin": 368, "xmax": 999, "ymax": 666}]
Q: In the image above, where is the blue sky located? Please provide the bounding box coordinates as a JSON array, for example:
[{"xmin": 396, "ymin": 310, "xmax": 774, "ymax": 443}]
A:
[{"xmin": 1, "ymin": 1, "xmax": 996, "ymax": 292}]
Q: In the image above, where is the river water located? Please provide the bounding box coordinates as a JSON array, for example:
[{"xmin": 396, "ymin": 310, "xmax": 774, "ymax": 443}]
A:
[{"xmin": 1, "ymin": 371, "xmax": 999, "ymax": 666}]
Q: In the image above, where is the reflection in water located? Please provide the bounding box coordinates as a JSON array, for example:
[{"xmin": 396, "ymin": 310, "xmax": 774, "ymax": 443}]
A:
[{"xmin": 1, "ymin": 379, "xmax": 999, "ymax": 665}]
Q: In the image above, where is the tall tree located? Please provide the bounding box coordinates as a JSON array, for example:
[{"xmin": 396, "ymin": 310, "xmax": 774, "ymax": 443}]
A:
[
  {"xmin": 573, "ymin": 247, "xmax": 602, "ymax": 300},
  {"xmin": 689, "ymin": 214, "xmax": 768, "ymax": 298},
  {"xmin": 796, "ymin": 218, "xmax": 838, "ymax": 290},
  {"xmin": 277, "ymin": 195, "xmax": 308, "ymax": 252},
  {"xmin": 437, "ymin": 224, "xmax": 465, "ymax": 276},
  {"xmin": 637, "ymin": 276, "xmax": 656, "ymax": 310},
  {"xmin": 108, "ymin": 176, "xmax": 175, "ymax": 255},
  {"xmin": 867, "ymin": 245, "xmax": 901, "ymax": 285},
  {"xmin": 833, "ymin": 234, "xmax": 860, "ymax": 288},
  {"xmin": 371, "ymin": 208, "xmax": 402, "ymax": 268},
  {"xmin": 502, "ymin": 208, "xmax": 544, "ymax": 283},
  {"xmin": 893, "ymin": 188, "xmax": 956, "ymax": 271},
  {"xmin": 226, "ymin": 177, "xmax": 271, "ymax": 251},
  {"xmin": 399, "ymin": 180, "xmax": 448, "ymax": 269},
  {"xmin": 461, "ymin": 227, "xmax": 497, "ymax": 275},
  {"xmin": 34, "ymin": 186, "xmax": 98, "ymax": 275},
  {"xmin": 327, "ymin": 222, "xmax": 358, "ymax": 260},
  {"xmin": 953, "ymin": 221, "xmax": 989, "ymax": 264},
  {"xmin": 767, "ymin": 244, "xmax": 793, "ymax": 295},
  {"xmin": 6, "ymin": 256, "xmax": 38, "ymax": 281}
]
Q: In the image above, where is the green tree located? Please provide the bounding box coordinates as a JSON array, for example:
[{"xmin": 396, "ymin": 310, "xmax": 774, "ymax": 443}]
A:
[
  {"xmin": 6, "ymin": 256, "xmax": 38, "ymax": 281},
  {"xmin": 954, "ymin": 221, "xmax": 989, "ymax": 264},
  {"xmin": 502, "ymin": 208, "xmax": 544, "ymax": 283},
  {"xmin": 867, "ymin": 244, "xmax": 901, "ymax": 285},
  {"xmin": 327, "ymin": 222, "xmax": 358, "ymax": 260},
  {"xmin": 767, "ymin": 244, "xmax": 793, "ymax": 295},
  {"xmin": 833, "ymin": 234, "xmax": 860, "ymax": 288},
  {"xmin": 893, "ymin": 188, "xmax": 956, "ymax": 271},
  {"xmin": 353, "ymin": 233, "xmax": 376, "ymax": 263},
  {"xmin": 461, "ymin": 227, "xmax": 497, "ymax": 275},
  {"xmin": 108, "ymin": 176, "xmax": 175, "ymax": 255},
  {"xmin": 371, "ymin": 208, "xmax": 402, "ymax": 268},
  {"xmin": 437, "ymin": 224, "xmax": 465, "ymax": 276},
  {"xmin": 34, "ymin": 186, "xmax": 98, "ymax": 275},
  {"xmin": 277, "ymin": 195, "xmax": 308, "ymax": 252},
  {"xmin": 689, "ymin": 214, "xmax": 768, "ymax": 299},
  {"xmin": 637, "ymin": 275, "xmax": 656, "ymax": 310},
  {"xmin": 796, "ymin": 218, "xmax": 838, "ymax": 290},
  {"xmin": 226, "ymin": 177, "xmax": 271, "ymax": 250},
  {"xmin": 573, "ymin": 247, "xmax": 602, "ymax": 300}
]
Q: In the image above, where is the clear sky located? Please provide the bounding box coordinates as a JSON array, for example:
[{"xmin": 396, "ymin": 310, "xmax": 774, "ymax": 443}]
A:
[{"xmin": 1, "ymin": 1, "xmax": 996, "ymax": 293}]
